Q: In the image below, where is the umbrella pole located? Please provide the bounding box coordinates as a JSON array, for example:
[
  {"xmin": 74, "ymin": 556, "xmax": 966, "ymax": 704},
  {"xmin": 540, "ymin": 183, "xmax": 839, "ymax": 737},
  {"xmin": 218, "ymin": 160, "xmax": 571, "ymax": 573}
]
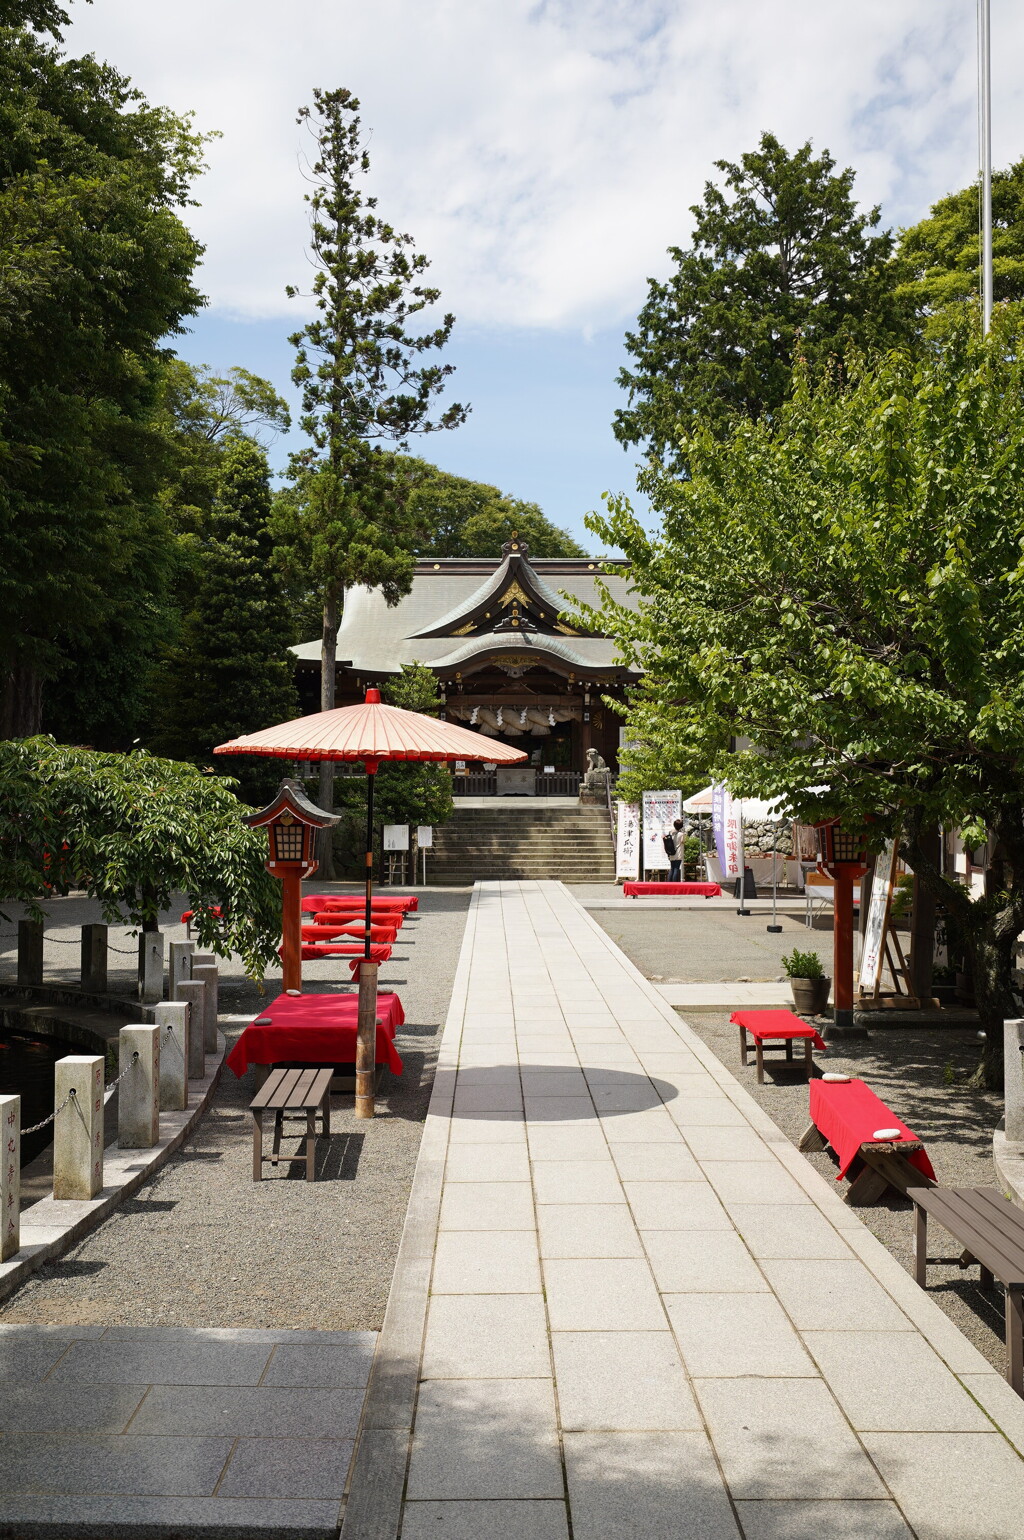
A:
[{"xmin": 356, "ymin": 764, "xmax": 378, "ymax": 1119}]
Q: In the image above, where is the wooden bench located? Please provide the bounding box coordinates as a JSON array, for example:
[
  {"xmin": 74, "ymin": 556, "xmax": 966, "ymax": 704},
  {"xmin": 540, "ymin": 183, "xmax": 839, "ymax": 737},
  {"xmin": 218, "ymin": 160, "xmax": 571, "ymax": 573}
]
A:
[
  {"xmin": 250, "ymin": 1067, "xmax": 333, "ymax": 1182},
  {"xmin": 731, "ymin": 1010, "xmax": 827, "ymax": 1084},
  {"xmin": 909, "ymin": 1186, "xmax": 1024, "ymax": 1396},
  {"xmin": 798, "ymin": 1077, "xmax": 937, "ymax": 1204}
]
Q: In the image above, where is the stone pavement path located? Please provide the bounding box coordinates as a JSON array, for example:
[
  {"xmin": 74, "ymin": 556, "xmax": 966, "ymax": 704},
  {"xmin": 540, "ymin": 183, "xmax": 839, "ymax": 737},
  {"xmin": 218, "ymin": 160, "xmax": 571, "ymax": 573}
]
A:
[
  {"xmin": 344, "ymin": 880, "xmax": 1024, "ymax": 1540},
  {"xmin": 0, "ymin": 1323, "xmax": 374, "ymax": 1537}
]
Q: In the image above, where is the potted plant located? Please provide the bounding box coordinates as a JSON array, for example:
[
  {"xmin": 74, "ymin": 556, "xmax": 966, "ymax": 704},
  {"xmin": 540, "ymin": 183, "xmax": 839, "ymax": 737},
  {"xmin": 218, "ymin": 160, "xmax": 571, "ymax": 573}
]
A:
[{"xmin": 781, "ymin": 947, "xmax": 831, "ymax": 1016}]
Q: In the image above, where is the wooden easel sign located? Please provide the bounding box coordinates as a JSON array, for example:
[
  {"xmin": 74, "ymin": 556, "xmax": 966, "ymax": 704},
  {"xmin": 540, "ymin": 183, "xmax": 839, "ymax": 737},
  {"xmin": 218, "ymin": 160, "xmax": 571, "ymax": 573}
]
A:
[{"xmin": 858, "ymin": 839, "xmax": 918, "ymax": 1008}]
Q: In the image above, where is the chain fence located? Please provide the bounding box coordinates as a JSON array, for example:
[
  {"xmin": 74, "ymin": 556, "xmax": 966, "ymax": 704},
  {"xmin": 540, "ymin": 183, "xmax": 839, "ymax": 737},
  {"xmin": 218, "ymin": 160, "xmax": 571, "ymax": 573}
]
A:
[{"xmin": 19, "ymin": 1051, "xmax": 139, "ymax": 1136}]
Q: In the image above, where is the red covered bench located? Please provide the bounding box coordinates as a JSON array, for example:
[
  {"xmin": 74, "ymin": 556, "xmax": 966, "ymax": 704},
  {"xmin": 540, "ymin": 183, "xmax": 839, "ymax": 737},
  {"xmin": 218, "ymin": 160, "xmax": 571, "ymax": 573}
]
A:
[
  {"xmin": 302, "ymin": 894, "xmax": 418, "ymax": 913},
  {"xmin": 731, "ymin": 1009, "xmax": 827, "ymax": 1083},
  {"xmin": 622, "ymin": 881, "xmax": 722, "ymax": 898},
  {"xmin": 227, "ymin": 990, "xmax": 405, "ymax": 1078},
  {"xmin": 800, "ymin": 1076, "xmax": 937, "ymax": 1204}
]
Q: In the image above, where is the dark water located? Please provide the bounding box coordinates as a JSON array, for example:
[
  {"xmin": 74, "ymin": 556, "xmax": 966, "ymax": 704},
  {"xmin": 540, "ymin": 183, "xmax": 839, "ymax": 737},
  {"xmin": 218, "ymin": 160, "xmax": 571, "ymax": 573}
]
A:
[{"xmin": 0, "ymin": 1030, "xmax": 70, "ymax": 1166}]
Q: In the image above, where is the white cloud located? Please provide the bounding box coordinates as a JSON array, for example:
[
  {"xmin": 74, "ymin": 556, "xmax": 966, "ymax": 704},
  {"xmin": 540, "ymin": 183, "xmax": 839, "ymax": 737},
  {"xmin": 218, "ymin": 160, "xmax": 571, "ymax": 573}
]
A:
[{"xmin": 66, "ymin": 0, "xmax": 1023, "ymax": 330}]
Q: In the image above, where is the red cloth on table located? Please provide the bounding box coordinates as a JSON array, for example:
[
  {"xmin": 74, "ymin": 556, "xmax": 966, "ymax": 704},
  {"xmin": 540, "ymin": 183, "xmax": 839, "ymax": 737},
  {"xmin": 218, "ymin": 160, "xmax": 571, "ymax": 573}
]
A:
[
  {"xmin": 730, "ymin": 1010, "xmax": 827, "ymax": 1052},
  {"xmin": 808, "ymin": 1077, "xmax": 937, "ymax": 1182},
  {"xmin": 303, "ymin": 922, "xmax": 398, "ymax": 943},
  {"xmin": 314, "ymin": 910, "xmax": 403, "ymax": 929},
  {"xmin": 622, "ymin": 882, "xmax": 722, "ymax": 897},
  {"xmin": 302, "ymin": 894, "xmax": 418, "ymax": 913},
  {"xmin": 180, "ymin": 905, "xmax": 222, "ymax": 923},
  {"xmin": 226, "ymin": 990, "xmax": 405, "ymax": 1077}
]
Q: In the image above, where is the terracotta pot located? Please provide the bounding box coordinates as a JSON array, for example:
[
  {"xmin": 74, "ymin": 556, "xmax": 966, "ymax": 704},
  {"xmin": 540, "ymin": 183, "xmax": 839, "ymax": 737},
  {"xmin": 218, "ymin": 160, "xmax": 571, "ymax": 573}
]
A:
[{"xmin": 791, "ymin": 975, "xmax": 831, "ymax": 1016}]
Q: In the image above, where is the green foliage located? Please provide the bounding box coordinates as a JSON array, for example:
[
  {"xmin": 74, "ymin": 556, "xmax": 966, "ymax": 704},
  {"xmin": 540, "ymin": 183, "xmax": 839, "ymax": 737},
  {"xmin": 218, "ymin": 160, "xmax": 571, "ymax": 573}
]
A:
[
  {"xmin": 582, "ymin": 306, "xmax": 1024, "ymax": 1080},
  {"xmin": 405, "ymin": 457, "xmax": 586, "ymax": 557},
  {"xmin": 616, "ymin": 133, "xmax": 911, "ymax": 459},
  {"xmin": 781, "ymin": 947, "xmax": 823, "ymax": 980},
  {"xmin": 897, "ymin": 159, "xmax": 1024, "ymax": 327},
  {"xmin": 0, "ymin": 7, "xmax": 207, "ymax": 715},
  {"xmin": 149, "ymin": 437, "xmax": 298, "ymax": 800},
  {"xmin": 0, "ymin": 737, "xmax": 281, "ymax": 977}
]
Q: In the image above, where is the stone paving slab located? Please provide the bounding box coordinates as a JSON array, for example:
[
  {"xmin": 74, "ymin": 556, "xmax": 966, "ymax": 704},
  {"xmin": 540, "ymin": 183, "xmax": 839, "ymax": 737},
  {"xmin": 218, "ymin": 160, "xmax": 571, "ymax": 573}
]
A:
[
  {"xmin": 0, "ymin": 1324, "xmax": 376, "ymax": 1537},
  {"xmin": 341, "ymin": 879, "xmax": 1024, "ymax": 1540}
]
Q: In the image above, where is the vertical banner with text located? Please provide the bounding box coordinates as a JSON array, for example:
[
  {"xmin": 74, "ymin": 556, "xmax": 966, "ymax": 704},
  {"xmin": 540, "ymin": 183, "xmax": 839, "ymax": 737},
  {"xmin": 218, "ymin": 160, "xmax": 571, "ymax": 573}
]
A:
[
  {"xmin": 615, "ymin": 801, "xmax": 641, "ymax": 881},
  {"xmin": 712, "ymin": 784, "xmax": 743, "ymax": 880}
]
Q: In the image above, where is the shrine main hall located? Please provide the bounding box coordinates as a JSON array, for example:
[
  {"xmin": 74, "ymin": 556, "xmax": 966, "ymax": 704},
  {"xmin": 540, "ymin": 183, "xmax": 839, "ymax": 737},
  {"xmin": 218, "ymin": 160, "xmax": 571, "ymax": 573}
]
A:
[{"xmin": 292, "ymin": 539, "xmax": 639, "ymax": 794}]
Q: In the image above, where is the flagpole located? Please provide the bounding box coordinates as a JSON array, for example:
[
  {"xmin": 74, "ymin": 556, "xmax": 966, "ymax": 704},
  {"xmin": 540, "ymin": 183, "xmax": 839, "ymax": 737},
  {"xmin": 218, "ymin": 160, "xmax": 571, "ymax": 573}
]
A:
[{"xmin": 980, "ymin": 0, "xmax": 993, "ymax": 333}]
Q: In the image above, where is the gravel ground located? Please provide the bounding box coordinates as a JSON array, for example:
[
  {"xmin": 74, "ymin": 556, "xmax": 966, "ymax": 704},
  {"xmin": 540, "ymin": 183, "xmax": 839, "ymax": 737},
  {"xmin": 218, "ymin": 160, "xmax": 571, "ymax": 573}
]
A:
[
  {"xmin": 590, "ymin": 908, "xmax": 1008, "ymax": 1374},
  {"xmin": 0, "ymin": 887, "xmax": 471, "ymax": 1332},
  {"xmin": 573, "ymin": 898, "xmax": 834, "ymax": 981}
]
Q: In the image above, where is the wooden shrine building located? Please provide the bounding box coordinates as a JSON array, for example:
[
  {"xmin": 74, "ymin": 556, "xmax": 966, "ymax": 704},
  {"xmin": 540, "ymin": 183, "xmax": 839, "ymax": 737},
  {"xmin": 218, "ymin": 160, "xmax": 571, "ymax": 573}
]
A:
[{"xmin": 291, "ymin": 538, "xmax": 639, "ymax": 795}]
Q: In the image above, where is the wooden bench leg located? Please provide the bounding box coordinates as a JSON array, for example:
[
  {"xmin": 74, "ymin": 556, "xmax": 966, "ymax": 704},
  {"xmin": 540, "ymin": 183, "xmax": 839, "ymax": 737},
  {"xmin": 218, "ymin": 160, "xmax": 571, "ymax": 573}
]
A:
[
  {"xmin": 1007, "ymin": 1288, "xmax": 1024, "ymax": 1397},
  {"xmin": 322, "ymin": 1087, "xmax": 331, "ymax": 1139},
  {"xmin": 804, "ymin": 1038, "xmax": 813, "ymax": 1077},
  {"xmin": 272, "ymin": 1110, "xmax": 283, "ymax": 1166},
  {"xmin": 915, "ymin": 1204, "xmax": 927, "ymax": 1287},
  {"xmin": 252, "ymin": 1109, "xmax": 263, "ymax": 1182},
  {"xmin": 785, "ymin": 1037, "xmax": 793, "ymax": 1062},
  {"xmin": 738, "ymin": 1027, "xmax": 748, "ymax": 1068},
  {"xmin": 798, "ymin": 1121, "xmax": 827, "ymax": 1152},
  {"xmin": 755, "ymin": 1040, "xmax": 765, "ymax": 1084},
  {"xmin": 845, "ymin": 1157, "xmax": 890, "ymax": 1206},
  {"xmin": 306, "ymin": 1109, "xmax": 316, "ymax": 1182}
]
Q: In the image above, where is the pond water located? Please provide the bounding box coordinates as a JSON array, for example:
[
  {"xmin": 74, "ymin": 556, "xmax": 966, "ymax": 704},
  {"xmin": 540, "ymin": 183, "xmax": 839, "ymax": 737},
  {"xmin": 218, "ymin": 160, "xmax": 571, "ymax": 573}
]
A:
[{"xmin": 0, "ymin": 1030, "xmax": 73, "ymax": 1166}]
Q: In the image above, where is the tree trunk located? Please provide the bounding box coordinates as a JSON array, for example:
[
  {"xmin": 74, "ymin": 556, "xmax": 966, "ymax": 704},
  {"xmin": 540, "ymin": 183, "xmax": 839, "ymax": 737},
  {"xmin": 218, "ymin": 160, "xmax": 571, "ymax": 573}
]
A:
[
  {"xmin": 318, "ymin": 590, "xmax": 340, "ymax": 880},
  {"xmin": 909, "ymin": 825, "xmax": 940, "ymax": 1003},
  {"xmin": 1, "ymin": 663, "xmax": 42, "ymax": 738}
]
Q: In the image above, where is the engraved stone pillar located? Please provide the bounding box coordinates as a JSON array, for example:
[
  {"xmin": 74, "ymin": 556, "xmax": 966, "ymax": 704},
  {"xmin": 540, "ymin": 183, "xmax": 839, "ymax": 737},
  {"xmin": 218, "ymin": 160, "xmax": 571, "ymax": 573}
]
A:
[
  {"xmin": 1005, "ymin": 1019, "xmax": 1024, "ymax": 1143},
  {"xmin": 138, "ymin": 932, "xmax": 164, "ymax": 1005},
  {"xmin": 53, "ymin": 1055, "xmax": 104, "ymax": 1200},
  {"xmin": 81, "ymin": 924, "xmax": 108, "ymax": 993},
  {"xmin": 1, "ymin": 1094, "xmax": 19, "ymax": 1261},
  {"xmin": 176, "ymin": 981, "xmax": 207, "ymax": 1078},
  {"xmin": 118, "ymin": 1025, "xmax": 160, "ymax": 1149},
  {"xmin": 191, "ymin": 963, "xmax": 219, "ymax": 1053},
  {"xmin": 17, "ymin": 920, "xmax": 43, "ymax": 986},
  {"xmin": 151, "ymin": 1003, "xmax": 189, "ymax": 1112},
  {"xmin": 168, "ymin": 941, "xmax": 194, "ymax": 1001}
]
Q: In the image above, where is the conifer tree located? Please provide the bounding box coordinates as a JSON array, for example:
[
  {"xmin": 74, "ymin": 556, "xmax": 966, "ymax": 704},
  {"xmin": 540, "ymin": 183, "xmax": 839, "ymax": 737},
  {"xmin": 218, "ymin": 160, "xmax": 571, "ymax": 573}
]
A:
[{"xmin": 151, "ymin": 437, "xmax": 297, "ymax": 802}]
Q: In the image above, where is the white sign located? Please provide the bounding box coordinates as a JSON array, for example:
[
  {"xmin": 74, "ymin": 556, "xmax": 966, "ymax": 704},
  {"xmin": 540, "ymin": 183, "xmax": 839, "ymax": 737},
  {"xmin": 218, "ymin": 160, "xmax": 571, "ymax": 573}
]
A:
[
  {"xmin": 615, "ymin": 801, "xmax": 641, "ymax": 880},
  {"xmin": 416, "ymin": 825, "xmax": 433, "ymax": 849},
  {"xmin": 859, "ymin": 840, "xmax": 898, "ymax": 994},
  {"xmin": 711, "ymin": 785, "xmax": 744, "ymax": 881},
  {"xmin": 383, "ymin": 824, "xmax": 410, "ymax": 851},
  {"xmin": 544, "ymin": 765, "xmax": 555, "ymax": 774},
  {"xmin": 642, "ymin": 790, "xmax": 682, "ymax": 872}
]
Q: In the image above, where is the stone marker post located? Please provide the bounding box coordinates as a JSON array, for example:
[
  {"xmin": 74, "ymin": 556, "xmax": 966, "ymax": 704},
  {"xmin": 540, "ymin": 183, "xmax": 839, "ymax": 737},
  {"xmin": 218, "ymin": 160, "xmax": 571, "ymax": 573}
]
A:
[
  {"xmin": 81, "ymin": 924, "xmax": 108, "ymax": 993},
  {"xmin": 168, "ymin": 940, "xmax": 194, "ymax": 1000},
  {"xmin": 176, "ymin": 981, "xmax": 207, "ymax": 1079},
  {"xmin": 1, "ymin": 1094, "xmax": 19, "ymax": 1261},
  {"xmin": 355, "ymin": 961, "xmax": 379, "ymax": 1119},
  {"xmin": 151, "ymin": 1003, "xmax": 189, "ymax": 1112},
  {"xmin": 191, "ymin": 962, "xmax": 219, "ymax": 1053},
  {"xmin": 138, "ymin": 932, "xmax": 164, "ymax": 1005},
  {"xmin": 53, "ymin": 1055, "xmax": 104, "ymax": 1200},
  {"xmin": 118, "ymin": 1025, "xmax": 160, "ymax": 1148},
  {"xmin": 1005, "ymin": 1019, "xmax": 1024, "ymax": 1143},
  {"xmin": 17, "ymin": 920, "xmax": 43, "ymax": 987}
]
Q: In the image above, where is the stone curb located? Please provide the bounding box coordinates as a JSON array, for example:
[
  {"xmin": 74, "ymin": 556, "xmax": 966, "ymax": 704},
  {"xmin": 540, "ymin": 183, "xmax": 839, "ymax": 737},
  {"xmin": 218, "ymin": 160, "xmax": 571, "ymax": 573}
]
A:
[
  {"xmin": 994, "ymin": 1126, "xmax": 1024, "ymax": 1211},
  {"xmin": 0, "ymin": 1029, "xmax": 228, "ymax": 1306}
]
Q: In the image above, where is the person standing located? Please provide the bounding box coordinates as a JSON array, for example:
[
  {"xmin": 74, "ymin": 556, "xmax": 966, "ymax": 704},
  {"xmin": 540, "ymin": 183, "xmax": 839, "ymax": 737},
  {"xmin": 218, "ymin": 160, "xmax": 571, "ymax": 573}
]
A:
[{"xmin": 668, "ymin": 819, "xmax": 685, "ymax": 881}]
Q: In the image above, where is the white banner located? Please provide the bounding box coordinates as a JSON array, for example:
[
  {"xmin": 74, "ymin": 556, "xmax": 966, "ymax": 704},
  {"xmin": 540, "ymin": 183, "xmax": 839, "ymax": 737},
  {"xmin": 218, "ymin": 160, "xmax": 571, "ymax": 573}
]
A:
[
  {"xmin": 641, "ymin": 790, "xmax": 682, "ymax": 872},
  {"xmin": 615, "ymin": 801, "xmax": 641, "ymax": 881},
  {"xmin": 711, "ymin": 785, "xmax": 744, "ymax": 880}
]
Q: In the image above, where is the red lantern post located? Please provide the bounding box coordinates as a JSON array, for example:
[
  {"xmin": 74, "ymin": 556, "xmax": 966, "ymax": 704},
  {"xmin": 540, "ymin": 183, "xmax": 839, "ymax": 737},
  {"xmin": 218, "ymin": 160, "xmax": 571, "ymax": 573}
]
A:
[
  {"xmin": 243, "ymin": 780, "xmax": 339, "ymax": 992},
  {"xmin": 815, "ymin": 819, "xmax": 870, "ymax": 1037}
]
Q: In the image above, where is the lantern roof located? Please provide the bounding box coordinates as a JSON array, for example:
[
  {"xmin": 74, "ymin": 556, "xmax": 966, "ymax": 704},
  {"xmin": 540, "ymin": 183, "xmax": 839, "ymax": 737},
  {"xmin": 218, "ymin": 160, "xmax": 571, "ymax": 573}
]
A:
[{"xmin": 241, "ymin": 778, "xmax": 340, "ymax": 831}]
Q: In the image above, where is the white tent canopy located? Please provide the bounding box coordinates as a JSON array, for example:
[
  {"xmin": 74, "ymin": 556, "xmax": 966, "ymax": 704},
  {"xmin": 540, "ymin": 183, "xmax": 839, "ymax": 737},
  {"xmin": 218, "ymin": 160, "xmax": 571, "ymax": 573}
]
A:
[{"xmin": 682, "ymin": 785, "xmax": 787, "ymax": 820}]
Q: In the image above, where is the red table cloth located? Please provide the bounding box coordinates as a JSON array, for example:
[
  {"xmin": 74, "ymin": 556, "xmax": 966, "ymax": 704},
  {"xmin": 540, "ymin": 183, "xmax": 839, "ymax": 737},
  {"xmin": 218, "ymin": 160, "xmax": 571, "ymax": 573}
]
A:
[
  {"xmin": 302, "ymin": 894, "xmax": 418, "ymax": 913},
  {"xmin": 730, "ymin": 1010, "xmax": 828, "ymax": 1051},
  {"xmin": 622, "ymin": 882, "xmax": 722, "ymax": 898},
  {"xmin": 314, "ymin": 910, "xmax": 403, "ymax": 929},
  {"xmin": 227, "ymin": 990, "xmax": 405, "ymax": 1077},
  {"xmin": 303, "ymin": 922, "xmax": 399, "ymax": 943},
  {"xmin": 280, "ymin": 941, "xmax": 393, "ymax": 978},
  {"xmin": 808, "ymin": 1077, "xmax": 937, "ymax": 1182}
]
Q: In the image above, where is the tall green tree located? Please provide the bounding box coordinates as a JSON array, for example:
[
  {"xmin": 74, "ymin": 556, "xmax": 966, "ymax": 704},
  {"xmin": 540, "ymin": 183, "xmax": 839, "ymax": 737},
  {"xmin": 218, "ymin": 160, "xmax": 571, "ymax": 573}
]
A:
[
  {"xmin": 149, "ymin": 437, "xmax": 298, "ymax": 801},
  {"xmin": 0, "ymin": 0, "xmax": 206, "ymax": 734},
  {"xmin": 615, "ymin": 133, "xmax": 911, "ymax": 461},
  {"xmin": 581, "ymin": 307, "xmax": 1024, "ymax": 1087},
  {"xmin": 897, "ymin": 158, "xmax": 1024, "ymax": 330},
  {"xmin": 278, "ymin": 86, "xmax": 465, "ymax": 866},
  {"xmin": 405, "ymin": 457, "xmax": 586, "ymax": 558}
]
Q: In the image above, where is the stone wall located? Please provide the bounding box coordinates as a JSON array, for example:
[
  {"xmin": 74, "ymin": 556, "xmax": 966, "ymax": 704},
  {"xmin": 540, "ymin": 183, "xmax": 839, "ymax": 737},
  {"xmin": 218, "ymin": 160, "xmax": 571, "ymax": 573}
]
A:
[{"xmin": 741, "ymin": 818, "xmax": 793, "ymax": 856}]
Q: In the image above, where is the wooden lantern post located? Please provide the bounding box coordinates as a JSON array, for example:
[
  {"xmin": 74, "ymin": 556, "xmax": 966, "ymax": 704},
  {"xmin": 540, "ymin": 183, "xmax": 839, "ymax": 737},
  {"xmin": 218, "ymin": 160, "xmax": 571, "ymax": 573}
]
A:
[
  {"xmin": 243, "ymin": 780, "xmax": 339, "ymax": 993},
  {"xmin": 815, "ymin": 818, "xmax": 870, "ymax": 1037}
]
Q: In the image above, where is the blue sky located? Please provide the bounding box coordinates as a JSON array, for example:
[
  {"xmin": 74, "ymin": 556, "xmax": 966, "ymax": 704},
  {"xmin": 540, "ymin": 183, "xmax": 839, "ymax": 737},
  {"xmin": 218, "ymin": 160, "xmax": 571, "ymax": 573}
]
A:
[{"xmin": 67, "ymin": 0, "xmax": 1023, "ymax": 547}]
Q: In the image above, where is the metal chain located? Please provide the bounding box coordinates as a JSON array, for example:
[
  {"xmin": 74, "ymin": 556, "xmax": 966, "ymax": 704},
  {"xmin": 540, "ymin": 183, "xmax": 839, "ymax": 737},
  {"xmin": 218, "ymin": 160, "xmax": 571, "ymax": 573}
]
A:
[
  {"xmin": 22, "ymin": 1089, "xmax": 76, "ymax": 1136},
  {"xmin": 104, "ymin": 1052, "xmax": 140, "ymax": 1091}
]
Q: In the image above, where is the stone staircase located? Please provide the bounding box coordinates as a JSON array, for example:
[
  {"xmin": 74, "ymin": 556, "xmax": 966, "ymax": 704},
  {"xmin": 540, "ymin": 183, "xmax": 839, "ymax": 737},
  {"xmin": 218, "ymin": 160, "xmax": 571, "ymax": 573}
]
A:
[{"xmin": 428, "ymin": 802, "xmax": 616, "ymax": 885}]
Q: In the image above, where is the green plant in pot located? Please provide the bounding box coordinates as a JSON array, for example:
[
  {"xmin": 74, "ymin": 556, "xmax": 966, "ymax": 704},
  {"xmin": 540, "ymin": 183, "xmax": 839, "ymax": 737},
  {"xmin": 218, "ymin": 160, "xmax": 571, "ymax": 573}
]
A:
[{"xmin": 781, "ymin": 947, "xmax": 831, "ymax": 1016}]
